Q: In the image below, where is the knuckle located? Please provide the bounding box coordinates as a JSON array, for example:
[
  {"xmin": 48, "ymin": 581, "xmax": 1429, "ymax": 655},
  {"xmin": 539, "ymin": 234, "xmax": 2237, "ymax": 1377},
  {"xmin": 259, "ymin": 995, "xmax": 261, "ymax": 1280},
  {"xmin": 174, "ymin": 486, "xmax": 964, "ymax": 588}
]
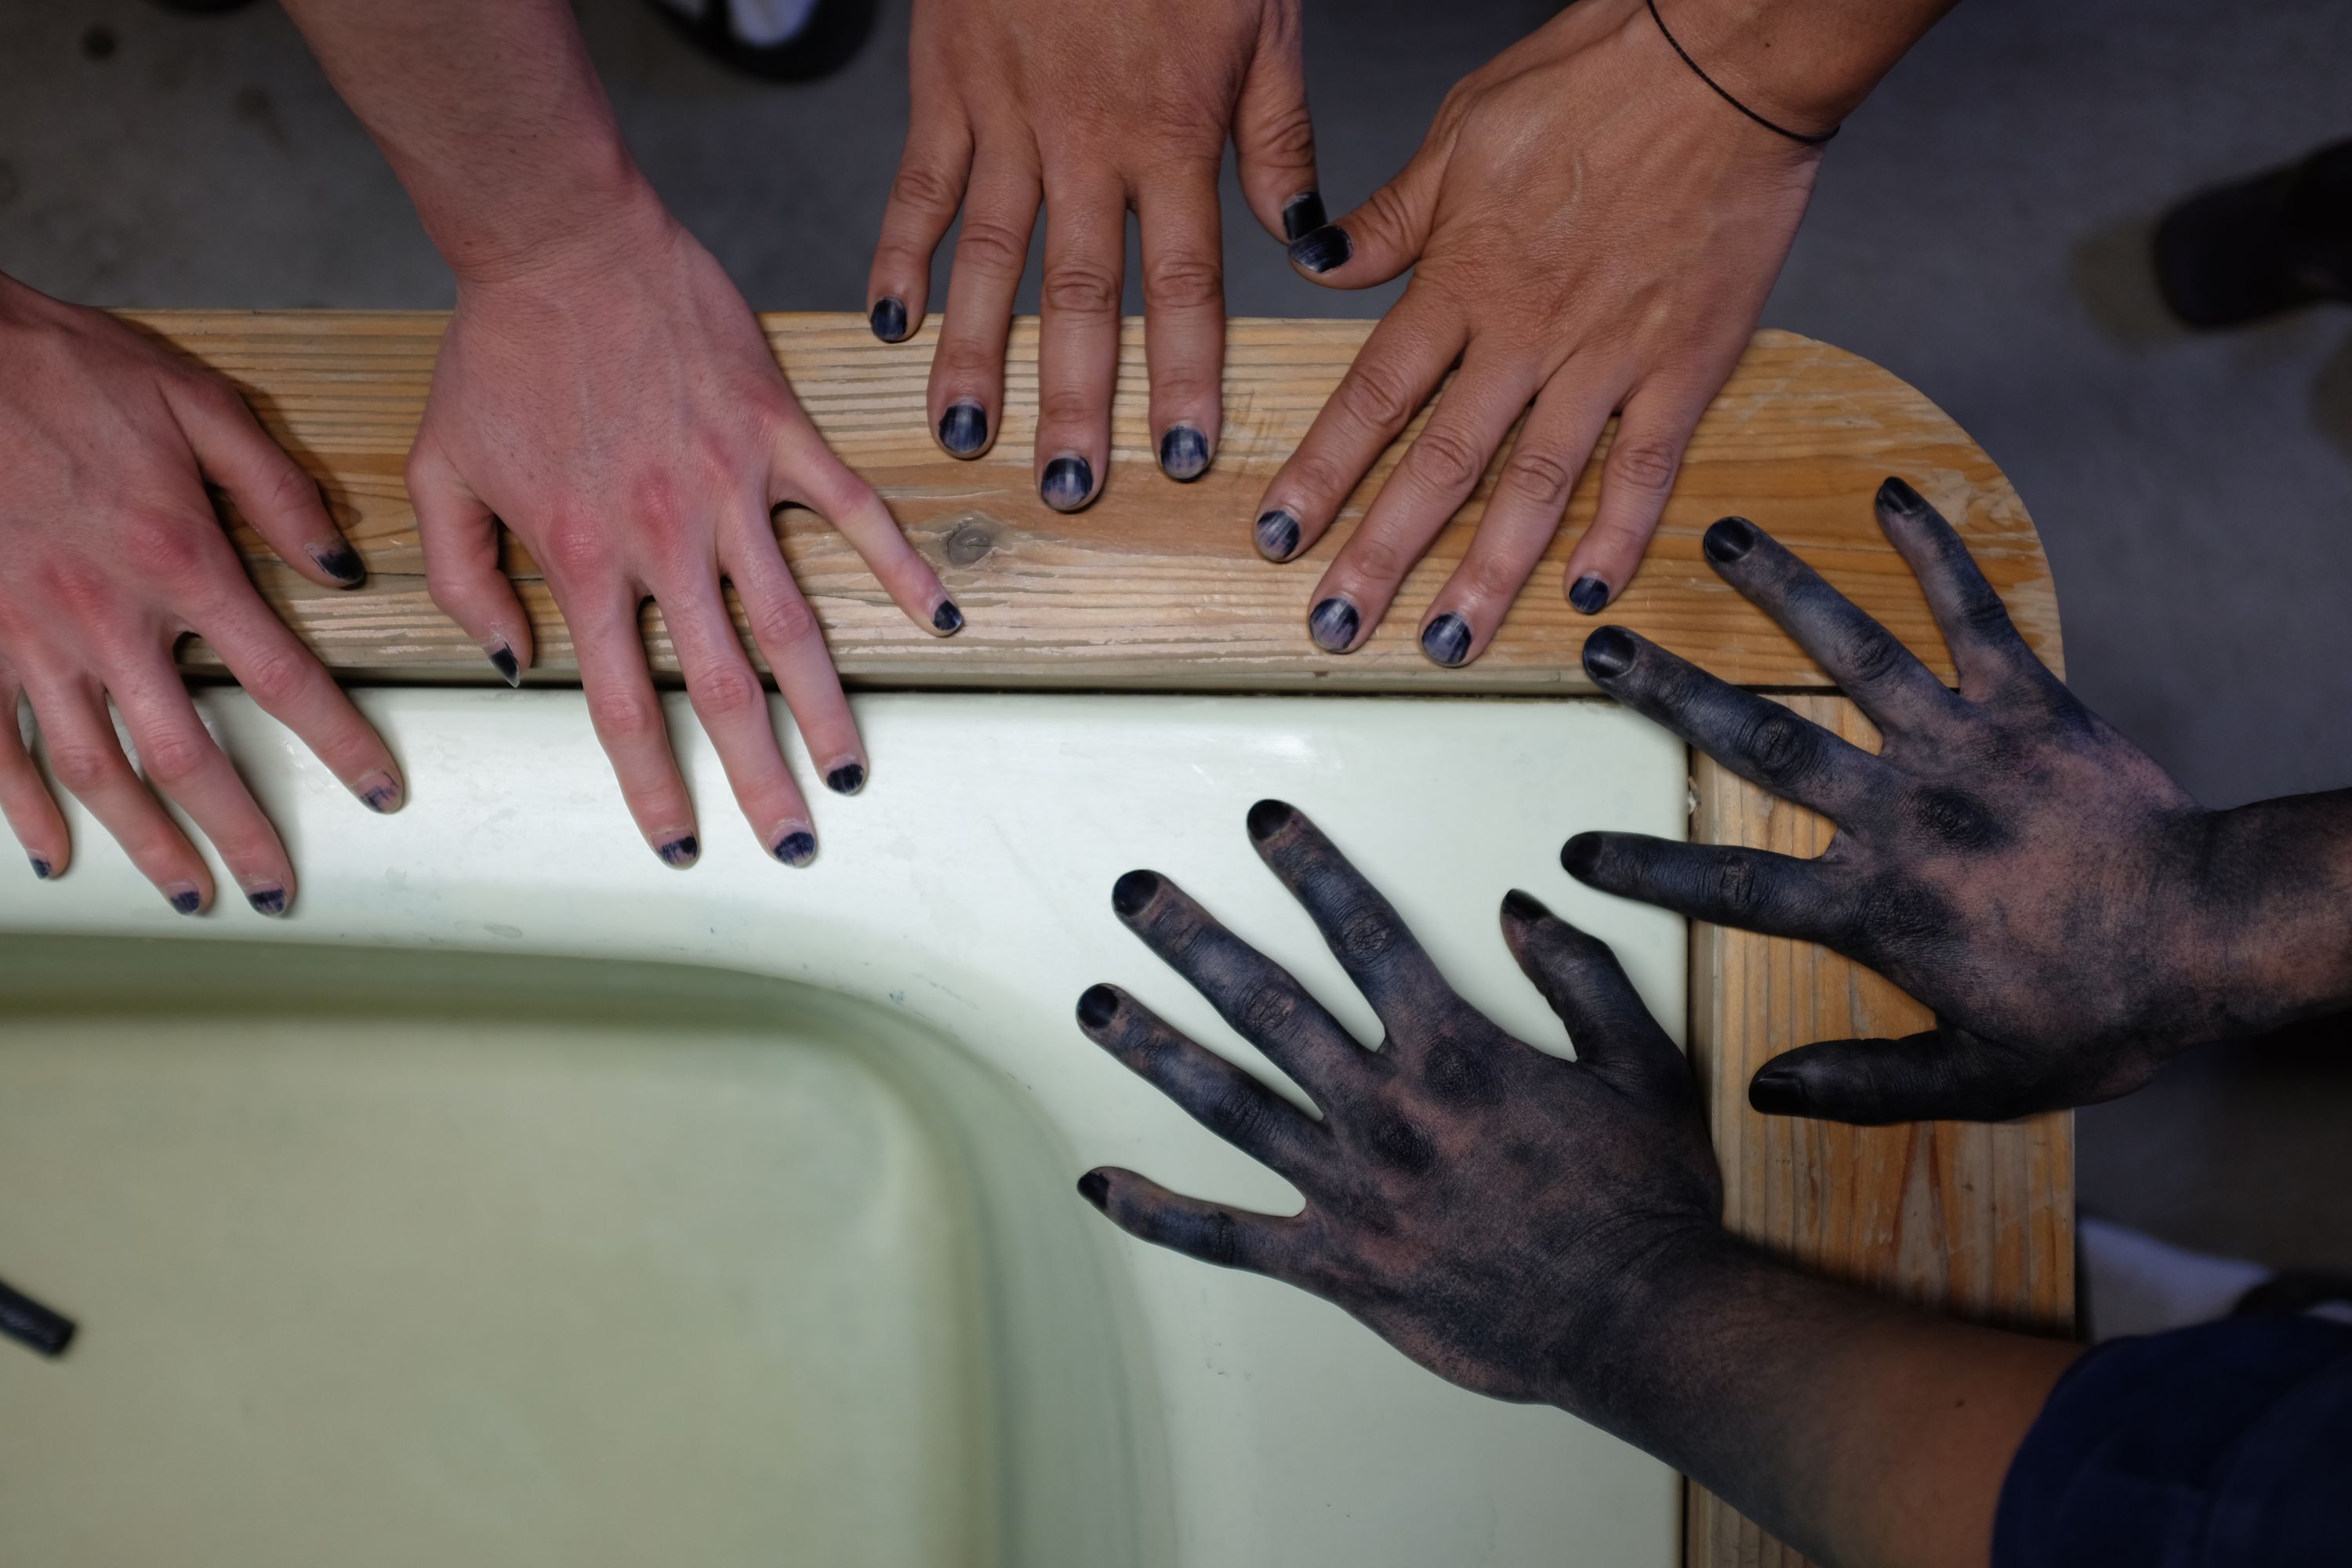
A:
[
  {"xmin": 587, "ymin": 687, "xmax": 666, "ymax": 746},
  {"xmin": 1736, "ymin": 708, "xmax": 1820, "ymax": 788},
  {"xmin": 953, "ymin": 216, "xmax": 1032, "ymax": 278},
  {"xmin": 1205, "ymin": 1081, "xmax": 1275, "ymax": 1147},
  {"xmin": 1232, "ymin": 976, "xmax": 1301, "ymax": 1041},
  {"xmin": 1330, "ymin": 898, "xmax": 1401, "ymax": 968},
  {"xmin": 536, "ymin": 515, "xmax": 615, "ymax": 581},
  {"xmin": 1499, "ymin": 448, "xmax": 1580, "ymax": 512},
  {"xmin": 1836, "ymin": 619, "xmax": 1911, "ymax": 687},
  {"xmin": 750, "ymin": 590, "xmax": 819, "ymax": 649},
  {"xmin": 1142, "ymin": 252, "xmax": 1222, "ymax": 314},
  {"xmin": 234, "ymin": 640, "xmax": 315, "ymax": 708},
  {"xmin": 1404, "ymin": 427, "xmax": 1484, "ymax": 494},
  {"xmin": 688, "ymin": 661, "xmax": 764, "ymax": 720},
  {"xmin": 888, "ymin": 158, "xmax": 963, "ymax": 217},
  {"xmin": 1336, "ymin": 358, "xmax": 1421, "ymax": 434},
  {"xmin": 1707, "ymin": 849, "xmax": 1770, "ymax": 916},
  {"xmin": 125, "ymin": 510, "xmax": 217, "ymax": 586},
  {"xmin": 255, "ymin": 459, "xmax": 322, "ymax": 521},
  {"xmin": 1606, "ymin": 435, "xmax": 1681, "ymax": 495},
  {"xmin": 1464, "ymin": 550, "xmax": 1532, "ymax": 603},
  {"xmin": 1346, "ymin": 532, "xmax": 1406, "ymax": 585},
  {"xmin": 934, "ymin": 335, "xmax": 1000, "ymax": 379},
  {"xmin": 1041, "ymin": 258, "xmax": 1122, "ymax": 319},
  {"xmin": 137, "ymin": 726, "xmax": 215, "ymax": 788},
  {"xmin": 1286, "ymin": 452, "xmax": 1354, "ymax": 508},
  {"xmin": 46, "ymin": 742, "xmax": 119, "ymax": 795},
  {"xmin": 1040, "ymin": 387, "xmax": 1098, "ymax": 428},
  {"xmin": 1249, "ymin": 101, "xmax": 1317, "ymax": 166}
]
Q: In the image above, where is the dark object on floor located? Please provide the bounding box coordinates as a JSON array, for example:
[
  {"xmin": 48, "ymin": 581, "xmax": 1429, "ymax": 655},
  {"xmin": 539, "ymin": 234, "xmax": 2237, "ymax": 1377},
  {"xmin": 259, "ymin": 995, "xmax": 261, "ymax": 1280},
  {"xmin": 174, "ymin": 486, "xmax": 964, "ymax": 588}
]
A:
[
  {"xmin": 0, "ymin": 1273, "xmax": 76, "ymax": 1359},
  {"xmin": 2155, "ymin": 138, "xmax": 2352, "ymax": 327},
  {"xmin": 644, "ymin": 0, "xmax": 878, "ymax": 84}
]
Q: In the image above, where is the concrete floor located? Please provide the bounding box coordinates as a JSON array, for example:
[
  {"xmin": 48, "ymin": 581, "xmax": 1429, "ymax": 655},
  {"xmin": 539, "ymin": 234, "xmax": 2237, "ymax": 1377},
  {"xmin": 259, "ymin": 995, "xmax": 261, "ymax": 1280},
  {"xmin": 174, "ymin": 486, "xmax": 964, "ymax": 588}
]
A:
[{"xmin": 2, "ymin": 0, "xmax": 2347, "ymax": 1271}]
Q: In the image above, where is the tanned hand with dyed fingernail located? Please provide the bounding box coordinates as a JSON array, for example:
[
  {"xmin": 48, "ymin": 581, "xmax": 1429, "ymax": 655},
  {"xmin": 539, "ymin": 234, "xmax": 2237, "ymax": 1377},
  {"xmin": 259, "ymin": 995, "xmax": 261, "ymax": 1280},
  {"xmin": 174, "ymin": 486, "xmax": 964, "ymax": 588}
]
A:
[
  {"xmin": 1076, "ymin": 800, "xmax": 2080, "ymax": 1568},
  {"xmin": 866, "ymin": 0, "xmax": 1322, "ymax": 505},
  {"xmin": 1256, "ymin": 0, "xmax": 1955, "ymax": 662},
  {"xmin": 1569, "ymin": 478, "xmax": 2352, "ymax": 1123},
  {"xmin": 281, "ymin": 0, "xmax": 963, "ymax": 870},
  {"xmin": 0, "ymin": 271, "xmax": 405, "ymax": 918}
]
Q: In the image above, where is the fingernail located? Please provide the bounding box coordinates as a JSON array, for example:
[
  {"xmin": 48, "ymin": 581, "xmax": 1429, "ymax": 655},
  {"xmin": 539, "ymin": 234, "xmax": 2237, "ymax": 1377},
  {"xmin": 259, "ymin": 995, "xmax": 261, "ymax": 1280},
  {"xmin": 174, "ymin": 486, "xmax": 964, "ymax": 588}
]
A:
[
  {"xmin": 357, "ymin": 775, "xmax": 402, "ymax": 814},
  {"xmin": 1287, "ymin": 224, "xmax": 1352, "ymax": 274},
  {"xmin": 932, "ymin": 600, "xmax": 964, "ymax": 635},
  {"xmin": 1158, "ymin": 425, "xmax": 1210, "ymax": 482},
  {"xmin": 1308, "ymin": 596, "xmax": 1359, "ymax": 652},
  {"xmin": 312, "ymin": 543, "xmax": 366, "ymax": 586},
  {"xmin": 1501, "ymin": 887, "xmax": 1549, "ymax": 923},
  {"xmin": 772, "ymin": 829, "xmax": 818, "ymax": 868},
  {"xmin": 1076, "ymin": 1170, "xmax": 1110, "ymax": 1210},
  {"xmin": 1111, "ymin": 869, "xmax": 1160, "ymax": 917},
  {"xmin": 486, "ymin": 640, "xmax": 521, "ymax": 687},
  {"xmin": 165, "ymin": 884, "xmax": 202, "ymax": 916},
  {"xmin": 1420, "ymin": 612, "xmax": 1472, "ymax": 667},
  {"xmin": 1704, "ymin": 517, "xmax": 1757, "ymax": 564},
  {"xmin": 869, "ymin": 296, "xmax": 909, "ymax": 343},
  {"xmin": 1076, "ymin": 983, "xmax": 1120, "ymax": 1029},
  {"xmin": 1246, "ymin": 798, "xmax": 1294, "ymax": 842},
  {"xmin": 938, "ymin": 400, "xmax": 989, "ymax": 457},
  {"xmin": 1281, "ymin": 191, "xmax": 1328, "ymax": 243},
  {"xmin": 1581, "ymin": 626, "xmax": 1635, "ymax": 680},
  {"xmin": 1040, "ymin": 456, "xmax": 1094, "ymax": 513},
  {"xmin": 826, "ymin": 761, "xmax": 866, "ymax": 796},
  {"xmin": 1749, "ymin": 1065, "xmax": 1809, "ymax": 1116},
  {"xmin": 1560, "ymin": 833, "xmax": 1603, "ymax": 880},
  {"xmin": 1877, "ymin": 475, "xmax": 1928, "ymax": 517},
  {"xmin": 28, "ymin": 856, "xmax": 52, "ymax": 881},
  {"xmin": 1254, "ymin": 509, "xmax": 1301, "ymax": 562},
  {"xmin": 656, "ymin": 835, "xmax": 699, "ymax": 868},
  {"xmin": 246, "ymin": 885, "xmax": 288, "ymax": 917},
  {"xmin": 1569, "ymin": 575, "xmax": 1610, "ymax": 615}
]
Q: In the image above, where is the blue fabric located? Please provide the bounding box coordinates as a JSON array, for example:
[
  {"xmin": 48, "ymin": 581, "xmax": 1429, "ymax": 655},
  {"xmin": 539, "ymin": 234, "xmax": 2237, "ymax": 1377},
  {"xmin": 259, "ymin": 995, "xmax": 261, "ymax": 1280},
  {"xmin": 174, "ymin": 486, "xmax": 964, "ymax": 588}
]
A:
[{"xmin": 1994, "ymin": 1316, "xmax": 2352, "ymax": 1567}]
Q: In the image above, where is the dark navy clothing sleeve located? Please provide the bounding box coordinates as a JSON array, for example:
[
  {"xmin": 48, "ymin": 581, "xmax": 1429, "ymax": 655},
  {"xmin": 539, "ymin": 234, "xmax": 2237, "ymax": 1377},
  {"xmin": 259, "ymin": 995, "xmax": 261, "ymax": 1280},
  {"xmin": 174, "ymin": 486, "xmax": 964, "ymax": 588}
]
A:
[{"xmin": 1994, "ymin": 1316, "xmax": 2352, "ymax": 1567}]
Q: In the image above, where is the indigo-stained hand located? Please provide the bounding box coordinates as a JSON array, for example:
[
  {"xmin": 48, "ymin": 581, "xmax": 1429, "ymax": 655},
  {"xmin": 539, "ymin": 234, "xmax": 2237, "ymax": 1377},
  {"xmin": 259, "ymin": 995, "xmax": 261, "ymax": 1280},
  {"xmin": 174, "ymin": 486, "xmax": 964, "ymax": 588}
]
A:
[
  {"xmin": 868, "ymin": 0, "xmax": 1319, "ymax": 507},
  {"xmin": 1568, "ymin": 477, "xmax": 2352, "ymax": 1123},
  {"xmin": 1075, "ymin": 799, "xmax": 1722, "ymax": 1405},
  {"xmin": 0, "ymin": 274, "xmax": 405, "ymax": 916},
  {"xmin": 1254, "ymin": 0, "xmax": 1820, "ymax": 665}
]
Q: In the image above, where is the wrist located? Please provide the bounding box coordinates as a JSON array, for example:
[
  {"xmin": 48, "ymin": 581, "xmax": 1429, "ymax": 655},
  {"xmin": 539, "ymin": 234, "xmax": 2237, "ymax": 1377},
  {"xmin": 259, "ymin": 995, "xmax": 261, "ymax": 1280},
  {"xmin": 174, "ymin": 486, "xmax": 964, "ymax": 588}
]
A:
[
  {"xmin": 430, "ymin": 144, "xmax": 672, "ymax": 291},
  {"xmin": 1641, "ymin": 0, "xmax": 1957, "ymax": 140},
  {"xmin": 2174, "ymin": 792, "xmax": 2352, "ymax": 1040}
]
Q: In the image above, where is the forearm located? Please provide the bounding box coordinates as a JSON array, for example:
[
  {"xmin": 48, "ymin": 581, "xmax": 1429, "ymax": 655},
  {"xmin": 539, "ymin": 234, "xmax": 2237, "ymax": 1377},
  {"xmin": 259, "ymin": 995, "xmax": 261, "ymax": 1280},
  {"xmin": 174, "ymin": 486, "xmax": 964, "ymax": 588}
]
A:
[
  {"xmin": 1650, "ymin": 0, "xmax": 1960, "ymax": 137},
  {"xmin": 278, "ymin": 0, "xmax": 664, "ymax": 281},
  {"xmin": 2187, "ymin": 786, "xmax": 2352, "ymax": 1035},
  {"xmin": 1562, "ymin": 1232, "xmax": 2079, "ymax": 1568}
]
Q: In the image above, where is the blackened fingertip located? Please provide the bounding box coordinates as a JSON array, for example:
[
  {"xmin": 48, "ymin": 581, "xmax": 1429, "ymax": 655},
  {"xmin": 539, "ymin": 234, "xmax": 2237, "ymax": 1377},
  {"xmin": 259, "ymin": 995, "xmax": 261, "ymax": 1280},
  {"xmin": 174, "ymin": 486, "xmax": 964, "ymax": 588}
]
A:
[
  {"xmin": 657, "ymin": 834, "xmax": 699, "ymax": 869},
  {"xmin": 1076, "ymin": 1170, "xmax": 1110, "ymax": 1210},
  {"xmin": 1287, "ymin": 224, "xmax": 1352, "ymax": 274},
  {"xmin": 1749, "ymin": 1065, "xmax": 1809, "ymax": 1116},
  {"xmin": 826, "ymin": 761, "xmax": 866, "ymax": 797},
  {"xmin": 1560, "ymin": 832, "xmax": 1604, "ymax": 880},
  {"xmin": 772, "ymin": 830, "xmax": 818, "ymax": 869},
  {"xmin": 1254, "ymin": 509, "xmax": 1301, "ymax": 563},
  {"xmin": 1246, "ymin": 797, "xmax": 1295, "ymax": 843},
  {"xmin": 166, "ymin": 887, "xmax": 202, "ymax": 916},
  {"xmin": 1420, "ymin": 612, "xmax": 1472, "ymax": 667},
  {"xmin": 359, "ymin": 777, "xmax": 401, "ymax": 814},
  {"xmin": 1501, "ymin": 887, "xmax": 1550, "ymax": 924},
  {"xmin": 931, "ymin": 599, "xmax": 964, "ymax": 635},
  {"xmin": 488, "ymin": 641, "xmax": 521, "ymax": 687},
  {"xmin": 1569, "ymin": 574, "xmax": 1610, "ymax": 616},
  {"xmin": 869, "ymin": 296, "xmax": 909, "ymax": 343},
  {"xmin": 1076, "ymin": 983, "xmax": 1120, "ymax": 1030},
  {"xmin": 1704, "ymin": 516, "xmax": 1758, "ymax": 564},
  {"xmin": 27, "ymin": 857, "xmax": 51, "ymax": 881},
  {"xmin": 1281, "ymin": 191, "xmax": 1328, "ymax": 243},
  {"xmin": 312, "ymin": 543, "xmax": 366, "ymax": 586},
  {"xmin": 1876, "ymin": 475, "xmax": 1929, "ymax": 517},
  {"xmin": 1308, "ymin": 596, "xmax": 1359, "ymax": 652},
  {"xmin": 247, "ymin": 886, "xmax": 288, "ymax": 916},
  {"xmin": 938, "ymin": 400, "xmax": 989, "ymax": 457},
  {"xmin": 1581, "ymin": 625, "xmax": 1635, "ymax": 681},
  {"xmin": 1158, "ymin": 425, "xmax": 1210, "ymax": 482},
  {"xmin": 1110, "ymin": 869, "xmax": 1160, "ymax": 918},
  {"xmin": 1040, "ymin": 456, "xmax": 1094, "ymax": 513}
]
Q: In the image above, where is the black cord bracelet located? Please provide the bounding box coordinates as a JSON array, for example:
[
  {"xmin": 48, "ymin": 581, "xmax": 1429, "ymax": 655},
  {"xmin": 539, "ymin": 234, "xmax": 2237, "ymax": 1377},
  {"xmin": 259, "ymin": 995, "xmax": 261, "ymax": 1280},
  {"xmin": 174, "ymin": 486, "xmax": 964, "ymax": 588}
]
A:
[{"xmin": 1646, "ymin": 0, "xmax": 1841, "ymax": 147}]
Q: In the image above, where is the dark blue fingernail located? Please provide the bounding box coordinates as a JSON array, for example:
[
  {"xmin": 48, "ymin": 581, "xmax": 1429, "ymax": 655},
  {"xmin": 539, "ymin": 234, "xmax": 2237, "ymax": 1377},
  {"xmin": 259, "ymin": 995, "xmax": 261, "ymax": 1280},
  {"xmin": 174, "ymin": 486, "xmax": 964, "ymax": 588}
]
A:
[
  {"xmin": 1877, "ymin": 476, "xmax": 1928, "ymax": 517},
  {"xmin": 1501, "ymin": 887, "xmax": 1548, "ymax": 923},
  {"xmin": 932, "ymin": 600, "xmax": 964, "ymax": 634},
  {"xmin": 1704, "ymin": 517, "xmax": 1757, "ymax": 564},
  {"xmin": 772, "ymin": 830, "xmax": 817, "ymax": 868},
  {"xmin": 1581, "ymin": 626, "xmax": 1635, "ymax": 680},
  {"xmin": 1308, "ymin": 596, "xmax": 1359, "ymax": 652},
  {"xmin": 1281, "ymin": 191, "xmax": 1328, "ymax": 243},
  {"xmin": 360, "ymin": 778, "xmax": 401, "ymax": 814},
  {"xmin": 826, "ymin": 762, "xmax": 866, "ymax": 796},
  {"xmin": 1111, "ymin": 869, "xmax": 1160, "ymax": 917},
  {"xmin": 313, "ymin": 543, "xmax": 366, "ymax": 586},
  {"xmin": 27, "ymin": 857, "xmax": 51, "ymax": 881},
  {"xmin": 938, "ymin": 400, "xmax": 989, "ymax": 457},
  {"xmin": 247, "ymin": 886, "xmax": 288, "ymax": 916},
  {"xmin": 488, "ymin": 641, "xmax": 521, "ymax": 686},
  {"xmin": 869, "ymin": 296, "xmax": 909, "ymax": 343},
  {"xmin": 1421, "ymin": 612, "xmax": 1472, "ymax": 667},
  {"xmin": 1749, "ymin": 1065, "xmax": 1809, "ymax": 1116},
  {"xmin": 1040, "ymin": 456, "xmax": 1094, "ymax": 512},
  {"xmin": 167, "ymin": 888, "xmax": 201, "ymax": 916},
  {"xmin": 1076, "ymin": 983, "xmax": 1120, "ymax": 1029},
  {"xmin": 1287, "ymin": 224, "xmax": 1352, "ymax": 274},
  {"xmin": 1560, "ymin": 833, "xmax": 1603, "ymax": 880},
  {"xmin": 1159, "ymin": 425, "xmax": 1210, "ymax": 482},
  {"xmin": 1076, "ymin": 1170, "xmax": 1109, "ymax": 1209},
  {"xmin": 657, "ymin": 835, "xmax": 699, "ymax": 868},
  {"xmin": 1569, "ymin": 575, "xmax": 1610, "ymax": 615},
  {"xmin": 1246, "ymin": 798, "xmax": 1294, "ymax": 842},
  {"xmin": 1254, "ymin": 509, "xmax": 1301, "ymax": 562}
]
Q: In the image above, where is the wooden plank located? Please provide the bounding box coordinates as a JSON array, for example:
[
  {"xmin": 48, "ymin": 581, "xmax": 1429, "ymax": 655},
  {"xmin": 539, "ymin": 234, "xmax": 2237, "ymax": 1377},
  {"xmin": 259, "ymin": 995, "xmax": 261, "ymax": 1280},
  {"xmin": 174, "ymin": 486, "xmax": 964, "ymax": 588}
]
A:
[
  {"xmin": 123, "ymin": 311, "xmax": 2060, "ymax": 692},
  {"xmin": 1685, "ymin": 695, "xmax": 2075, "ymax": 1568}
]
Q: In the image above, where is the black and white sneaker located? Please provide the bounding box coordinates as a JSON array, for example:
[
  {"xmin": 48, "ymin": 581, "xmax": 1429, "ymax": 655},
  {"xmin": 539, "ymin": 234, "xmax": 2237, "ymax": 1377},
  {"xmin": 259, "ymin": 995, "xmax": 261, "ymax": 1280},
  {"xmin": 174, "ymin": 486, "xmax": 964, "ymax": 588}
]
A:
[
  {"xmin": 2155, "ymin": 138, "xmax": 2352, "ymax": 328},
  {"xmin": 641, "ymin": 0, "xmax": 877, "ymax": 83}
]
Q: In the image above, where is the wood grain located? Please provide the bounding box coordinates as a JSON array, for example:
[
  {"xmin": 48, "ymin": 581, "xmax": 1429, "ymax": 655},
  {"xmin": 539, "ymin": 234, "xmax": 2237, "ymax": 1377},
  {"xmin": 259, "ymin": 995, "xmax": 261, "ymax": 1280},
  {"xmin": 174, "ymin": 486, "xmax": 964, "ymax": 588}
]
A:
[
  {"xmin": 1686, "ymin": 695, "xmax": 2076, "ymax": 1568},
  {"xmin": 122, "ymin": 310, "xmax": 2062, "ymax": 692}
]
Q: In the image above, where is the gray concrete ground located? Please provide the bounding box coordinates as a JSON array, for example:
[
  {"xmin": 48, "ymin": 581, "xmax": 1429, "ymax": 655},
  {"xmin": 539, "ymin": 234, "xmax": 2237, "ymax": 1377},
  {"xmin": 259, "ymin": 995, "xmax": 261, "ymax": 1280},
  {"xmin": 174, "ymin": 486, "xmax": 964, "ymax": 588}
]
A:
[{"xmin": 2, "ymin": 0, "xmax": 2347, "ymax": 1270}]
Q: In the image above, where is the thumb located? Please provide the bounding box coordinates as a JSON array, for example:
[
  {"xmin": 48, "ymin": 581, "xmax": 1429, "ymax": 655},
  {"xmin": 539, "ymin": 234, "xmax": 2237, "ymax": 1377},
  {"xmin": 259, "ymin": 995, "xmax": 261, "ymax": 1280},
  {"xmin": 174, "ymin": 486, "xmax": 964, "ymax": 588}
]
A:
[
  {"xmin": 1748, "ymin": 1027, "xmax": 2060, "ymax": 1125},
  {"xmin": 405, "ymin": 436, "xmax": 533, "ymax": 685},
  {"xmin": 165, "ymin": 372, "xmax": 365, "ymax": 590},
  {"xmin": 1285, "ymin": 136, "xmax": 1446, "ymax": 289},
  {"xmin": 1232, "ymin": 11, "xmax": 1323, "ymax": 246}
]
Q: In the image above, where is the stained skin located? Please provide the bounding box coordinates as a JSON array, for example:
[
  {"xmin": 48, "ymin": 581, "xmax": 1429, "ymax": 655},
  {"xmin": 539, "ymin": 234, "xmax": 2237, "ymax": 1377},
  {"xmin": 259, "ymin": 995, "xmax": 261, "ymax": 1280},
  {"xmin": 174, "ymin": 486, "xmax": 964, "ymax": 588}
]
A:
[{"xmin": 1568, "ymin": 478, "xmax": 2352, "ymax": 1124}]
